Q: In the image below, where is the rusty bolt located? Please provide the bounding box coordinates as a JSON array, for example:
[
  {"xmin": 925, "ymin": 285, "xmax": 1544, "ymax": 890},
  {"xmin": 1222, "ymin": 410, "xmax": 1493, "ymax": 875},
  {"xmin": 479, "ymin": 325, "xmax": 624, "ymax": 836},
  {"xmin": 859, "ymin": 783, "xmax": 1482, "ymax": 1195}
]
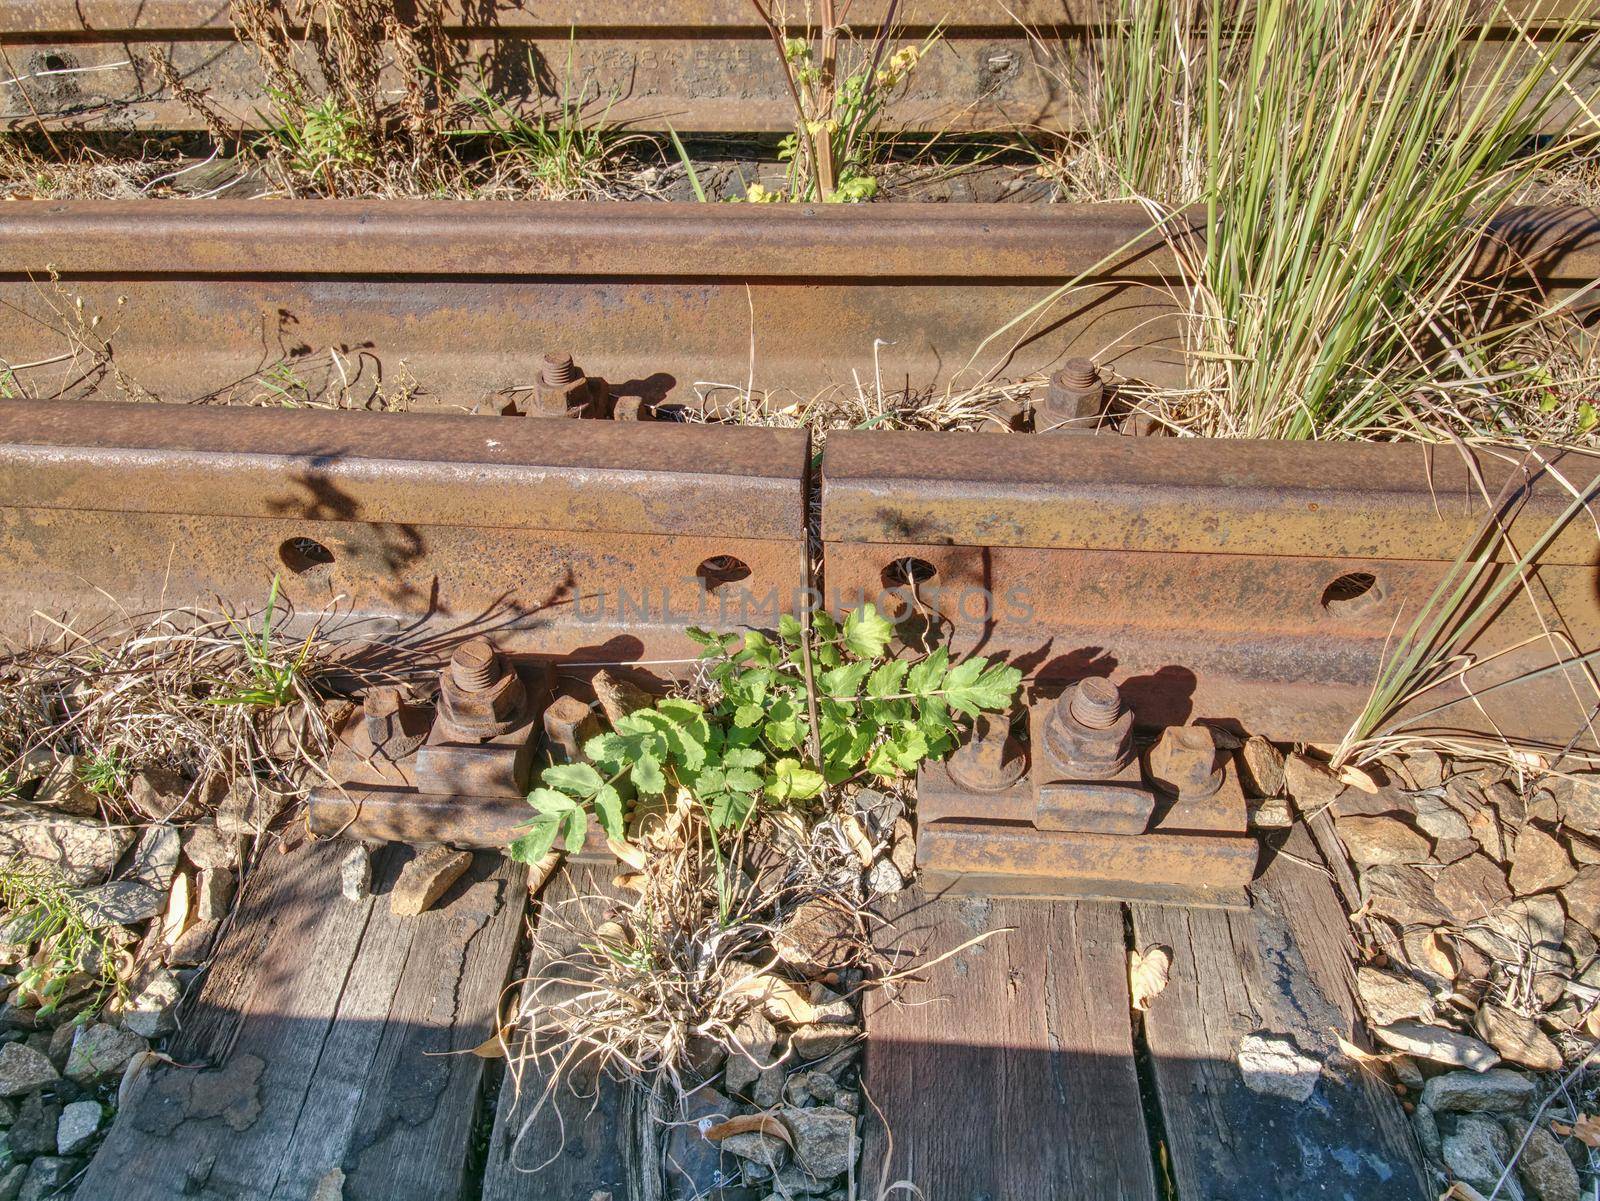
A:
[
  {"xmin": 1042, "ymin": 679, "xmax": 1133, "ymax": 780},
  {"xmin": 451, "ymin": 638, "xmax": 501, "ymax": 691},
  {"xmin": 1147, "ymin": 725, "xmax": 1224, "ymax": 799},
  {"xmin": 530, "ymin": 351, "xmax": 607, "ymax": 418},
  {"xmin": 439, "ymin": 638, "xmax": 527, "ymax": 739},
  {"xmin": 541, "ymin": 353, "xmax": 581, "ymax": 387},
  {"xmin": 544, "ymin": 694, "xmax": 602, "ymax": 764},
  {"xmin": 1070, "ymin": 676, "xmax": 1122, "ymax": 730},
  {"xmin": 947, "ymin": 713, "xmax": 1027, "ymax": 793},
  {"xmin": 1039, "ymin": 357, "xmax": 1105, "ymax": 432}
]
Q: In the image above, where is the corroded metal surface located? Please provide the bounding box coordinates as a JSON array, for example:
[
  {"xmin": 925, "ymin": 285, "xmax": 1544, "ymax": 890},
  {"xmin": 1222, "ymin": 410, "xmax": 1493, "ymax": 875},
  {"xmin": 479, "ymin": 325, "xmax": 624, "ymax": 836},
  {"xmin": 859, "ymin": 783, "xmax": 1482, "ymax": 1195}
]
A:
[
  {"xmin": 3, "ymin": 1, "xmax": 1589, "ymax": 134},
  {"xmin": 0, "ymin": 398, "xmax": 809, "ymax": 656},
  {"xmin": 0, "ymin": 1, "xmax": 1081, "ymax": 134},
  {"xmin": 0, "ymin": 201, "xmax": 1593, "ymax": 404},
  {"xmin": 824, "ymin": 431, "xmax": 1600, "ymax": 746}
]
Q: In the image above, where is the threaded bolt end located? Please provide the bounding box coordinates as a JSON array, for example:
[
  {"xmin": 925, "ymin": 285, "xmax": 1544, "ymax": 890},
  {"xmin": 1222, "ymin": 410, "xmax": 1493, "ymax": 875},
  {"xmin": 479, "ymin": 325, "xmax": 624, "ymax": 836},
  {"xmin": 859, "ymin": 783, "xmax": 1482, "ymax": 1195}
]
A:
[
  {"xmin": 1070, "ymin": 677, "xmax": 1122, "ymax": 730},
  {"xmin": 1058, "ymin": 357, "xmax": 1099, "ymax": 390},
  {"xmin": 451, "ymin": 638, "xmax": 501, "ymax": 691},
  {"xmin": 540, "ymin": 353, "xmax": 581, "ymax": 387}
]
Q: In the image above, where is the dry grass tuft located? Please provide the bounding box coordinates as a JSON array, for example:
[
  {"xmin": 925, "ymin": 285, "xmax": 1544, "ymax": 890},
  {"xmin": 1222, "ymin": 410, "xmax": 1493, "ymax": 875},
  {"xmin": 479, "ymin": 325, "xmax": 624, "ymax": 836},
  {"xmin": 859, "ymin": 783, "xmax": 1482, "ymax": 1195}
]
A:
[{"xmin": 0, "ymin": 590, "xmax": 342, "ymax": 822}]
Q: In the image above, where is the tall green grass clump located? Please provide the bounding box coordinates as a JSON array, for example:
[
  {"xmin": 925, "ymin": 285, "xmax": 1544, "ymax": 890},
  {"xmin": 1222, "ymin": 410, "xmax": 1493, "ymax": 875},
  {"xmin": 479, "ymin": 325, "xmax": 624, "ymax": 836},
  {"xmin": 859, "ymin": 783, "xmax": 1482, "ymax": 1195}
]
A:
[{"xmin": 1093, "ymin": 0, "xmax": 1597, "ymax": 440}]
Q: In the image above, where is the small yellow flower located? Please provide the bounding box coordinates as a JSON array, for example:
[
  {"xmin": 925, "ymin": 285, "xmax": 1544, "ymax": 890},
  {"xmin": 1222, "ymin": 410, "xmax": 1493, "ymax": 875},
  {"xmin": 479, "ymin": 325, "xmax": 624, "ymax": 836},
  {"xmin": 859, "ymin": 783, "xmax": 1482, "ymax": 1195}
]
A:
[
  {"xmin": 804, "ymin": 118, "xmax": 840, "ymax": 136},
  {"xmin": 744, "ymin": 182, "xmax": 782, "ymax": 204}
]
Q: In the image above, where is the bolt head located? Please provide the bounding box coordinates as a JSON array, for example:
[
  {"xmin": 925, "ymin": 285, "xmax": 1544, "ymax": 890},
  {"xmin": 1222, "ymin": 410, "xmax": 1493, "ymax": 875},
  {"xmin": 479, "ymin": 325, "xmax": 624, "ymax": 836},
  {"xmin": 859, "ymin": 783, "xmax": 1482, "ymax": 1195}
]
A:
[
  {"xmin": 1042, "ymin": 683, "xmax": 1133, "ymax": 779},
  {"xmin": 947, "ymin": 714, "xmax": 1027, "ymax": 793}
]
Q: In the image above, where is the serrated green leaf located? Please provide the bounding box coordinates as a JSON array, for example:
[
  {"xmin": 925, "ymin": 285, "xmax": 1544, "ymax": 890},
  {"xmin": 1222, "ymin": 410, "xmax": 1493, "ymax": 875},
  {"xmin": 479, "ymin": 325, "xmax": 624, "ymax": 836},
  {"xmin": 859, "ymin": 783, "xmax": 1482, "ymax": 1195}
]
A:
[
  {"xmin": 766, "ymin": 756, "xmax": 825, "ymax": 801},
  {"xmin": 733, "ymin": 701, "xmax": 765, "ymax": 728},
  {"xmin": 709, "ymin": 789, "xmax": 756, "ymax": 830},
  {"xmin": 527, "ymin": 787, "xmax": 581, "ymax": 816},
  {"xmin": 778, "ymin": 613, "xmax": 803, "ymax": 644},
  {"xmin": 813, "ymin": 610, "xmax": 840, "ymax": 641},
  {"xmin": 724, "ymin": 767, "xmax": 764, "ymax": 793},
  {"xmin": 722, "ymin": 746, "xmax": 766, "ymax": 770},
  {"xmin": 631, "ymin": 751, "xmax": 665, "ymax": 795},
  {"xmin": 942, "ymin": 657, "xmax": 1022, "ymax": 717},
  {"xmin": 509, "ymin": 815, "xmax": 562, "ymax": 864},
  {"xmin": 866, "ymin": 659, "xmax": 909, "ymax": 698},
  {"xmin": 584, "ymin": 731, "xmax": 628, "ymax": 768},
  {"xmin": 592, "ymin": 784, "xmax": 625, "ymax": 840},
  {"xmin": 562, "ymin": 806, "xmax": 589, "ymax": 852},
  {"xmin": 737, "ymin": 630, "xmax": 780, "ymax": 667},
  {"xmin": 843, "ymin": 603, "xmax": 894, "ymax": 661},
  {"xmin": 820, "ymin": 660, "xmax": 873, "ymax": 698},
  {"xmin": 906, "ymin": 645, "xmax": 950, "ymax": 696},
  {"xmin": 541, "ymin": 762, "xmax": 603, "ymax": 797}
]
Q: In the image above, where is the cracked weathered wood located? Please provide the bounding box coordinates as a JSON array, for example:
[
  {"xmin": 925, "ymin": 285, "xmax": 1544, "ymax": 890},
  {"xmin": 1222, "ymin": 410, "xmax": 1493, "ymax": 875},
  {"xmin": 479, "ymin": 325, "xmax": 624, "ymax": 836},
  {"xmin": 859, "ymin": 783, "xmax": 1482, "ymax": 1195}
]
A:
[
  {"xmin": 81, "ymin": 840, "xmax": 527, "ymax": 1201},
  {"xmin": 861, "ymin": 891, "xmax": 1158, "ymax": 1201},
  {"xmin": 1130, "ymin": 827, "xmax": 1428, "ymax": 1201},
  {"xmin": 481, "ymin": 860, "xmax": 661, "ymax": 1201}
]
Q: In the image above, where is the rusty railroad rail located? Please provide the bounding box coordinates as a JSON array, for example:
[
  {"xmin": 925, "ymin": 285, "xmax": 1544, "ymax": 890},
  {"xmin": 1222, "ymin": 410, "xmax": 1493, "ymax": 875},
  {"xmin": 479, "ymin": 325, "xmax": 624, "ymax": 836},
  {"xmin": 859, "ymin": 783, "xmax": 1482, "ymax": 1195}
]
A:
[
  {"xmin": 1, "ymin": 0, "xmax": 1592, "ymax": 135},
  {"xmin": 0, "ymin": 200, "xmax": 1595, "ymax": 403}
]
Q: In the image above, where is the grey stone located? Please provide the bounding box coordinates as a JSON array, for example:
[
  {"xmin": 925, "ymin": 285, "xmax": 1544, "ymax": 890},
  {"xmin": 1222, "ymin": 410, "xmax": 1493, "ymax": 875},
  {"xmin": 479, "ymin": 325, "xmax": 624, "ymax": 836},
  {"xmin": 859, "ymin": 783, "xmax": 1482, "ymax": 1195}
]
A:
[
  {"xmin": 1419, "ymin": 1068, "xmax": 1536, "ymax": 1114},
  {"xmin": 0, "ymin": 1164, "xmax": 24, "ymax": 1201},
  {"xmin": 1354, "ymin": 967, "xmax": 1433, "ymax": 1026},
  {"xmin": 75, "ymin": 879, "xmax": 165, "ymax": 929},
  {"xmin": 720, "ymin": 1130, "xmax": 788, "ymax": 1168},
  {"xmin": 781, "ymin": 1104, "xmax": 856, "ymax": 1179},
  {"xmin": 1474, "ymin": 1004, "xmax": 1562, "ymax": 1071},
  {"xmin": 31, "ymin": 758, "xmax": 98, "ymax": 818},
  {"xmin": 65, "ymin": 1022, "xmax": 146, "ymax": 1083},
  {"xmin": 166, "ymin": 919, "xmax": 219, "ymax": 967},
  {"xmin": 44, "ymin": 1024, "xmax": 73, "ymax": 1072},
  {"xmin": 128, "ymin": 824, "xmax": 181, "ymax": 892},
  {"xmin": 18, "ymin": 1157, "xmax": 80, "ymax": 1201},
  {"xmin": 1413, "ymin": 794, "xmax": 1472, "ymax": 841},
  {"xmin": 122, "ymin": 969, "xmax": 181, "ymax": 1039},
  {"xmin": 864, "ymin": 859, "xmax": 903, "ymax": 897},
  {"xmin": 0, "ymin": 809, "xmax": 132, "ymax": 886},
  {"xmin": 1412, "ymin": 1103, "xmax": 1443, "ymax": 1163},
  {"xmin": 1236, "ymin": 1033, "xmax": 1320, "ymax": 1101},
  {"xmin": 1372, "ymin": 1023, "xmax": 1499, "ymax": 1071},
  {"xmin": 752, "ymin": 1065, "xmax": 785, "ymax": 1109},
  {"xmin": 0, "ymin": 1042, "xmax": 57, "ymax": 1096},
  {"xmin": 339, "ymin": 844, "xmax": 372, "ymax": 903},
  {"xmin": 196, "ymin": 868, "xmax": 236, "ymax": 921},
  {"xmin": 54, "ymin": 1099, "xmax": 99, "ymax": 1155},
  {"xmin": 215, "ymin": 781, "xmax": 286, "ymax": 836},
  {"xmin": 181, "ymin": 821, "xmax": 241, "ymax": 872},
  {"xmin": 724, "ymin": 1012, "xmax": 777, "ymax": 1097},
  {"xmin": 801, "ymin": 1070, "xmax": 838, "ymax": 1104},
  {"xmin": 771, "ymin": 1163, "xmax": 833, "ymax": 1197},
  {"xmin": 1461, "ymin": 895, "xmax": 1566, "ymax": 964},
  {"xmin": 1503, "ymin": 1117, "xmax": 1581, "ymax": 1201},
  {"xmin": 792, "ymin": 1025, "xmax": 859, "ymax": 1060},
  {"xmin": 390, "ymin": 845, "xmax": 472, "ymax": 916},
  {"xmin": 7, "ymin": 1091, "xmax": 59, "ymax": 1158},
  {"xmin": 0, "ymin": 1097, "xmax": 18, "ymax": 1126},
  {"xmin": 1442, "ymin": 1114, "xmax": 1512, "ymax": 1195},
  {"xmin": 128, "ymin": 767, "xmax": 206, "ymax": 822}
]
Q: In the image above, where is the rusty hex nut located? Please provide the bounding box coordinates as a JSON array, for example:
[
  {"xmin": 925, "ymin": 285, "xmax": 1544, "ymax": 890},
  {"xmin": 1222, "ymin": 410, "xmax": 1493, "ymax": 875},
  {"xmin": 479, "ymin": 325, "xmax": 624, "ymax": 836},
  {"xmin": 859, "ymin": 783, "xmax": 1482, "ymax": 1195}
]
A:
[
  {"xmin": 1147, "ymin": 725, "xmax": 1224, "ymax": 798},
  {"xmin": 438, "ymin": 640, "xmax": 527, "ymax": 738},
  {"xmin": 544, "ymin": 694, "xmax": 602, "ymax": 763},
  {"xmin": 530, "ymin": 352, "xmax": 607, "ymax": 418},
  {"xmin": 1042, "ymin": 679, "xmax": 1133, "ymax": 779},
  {"xmin": 947, "ymin": 713, "xmax": 1027, "ymax": 793},
  {"xmin": 1038, "ymin": 357, "xmax": 1105, "ymax": 432}
]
